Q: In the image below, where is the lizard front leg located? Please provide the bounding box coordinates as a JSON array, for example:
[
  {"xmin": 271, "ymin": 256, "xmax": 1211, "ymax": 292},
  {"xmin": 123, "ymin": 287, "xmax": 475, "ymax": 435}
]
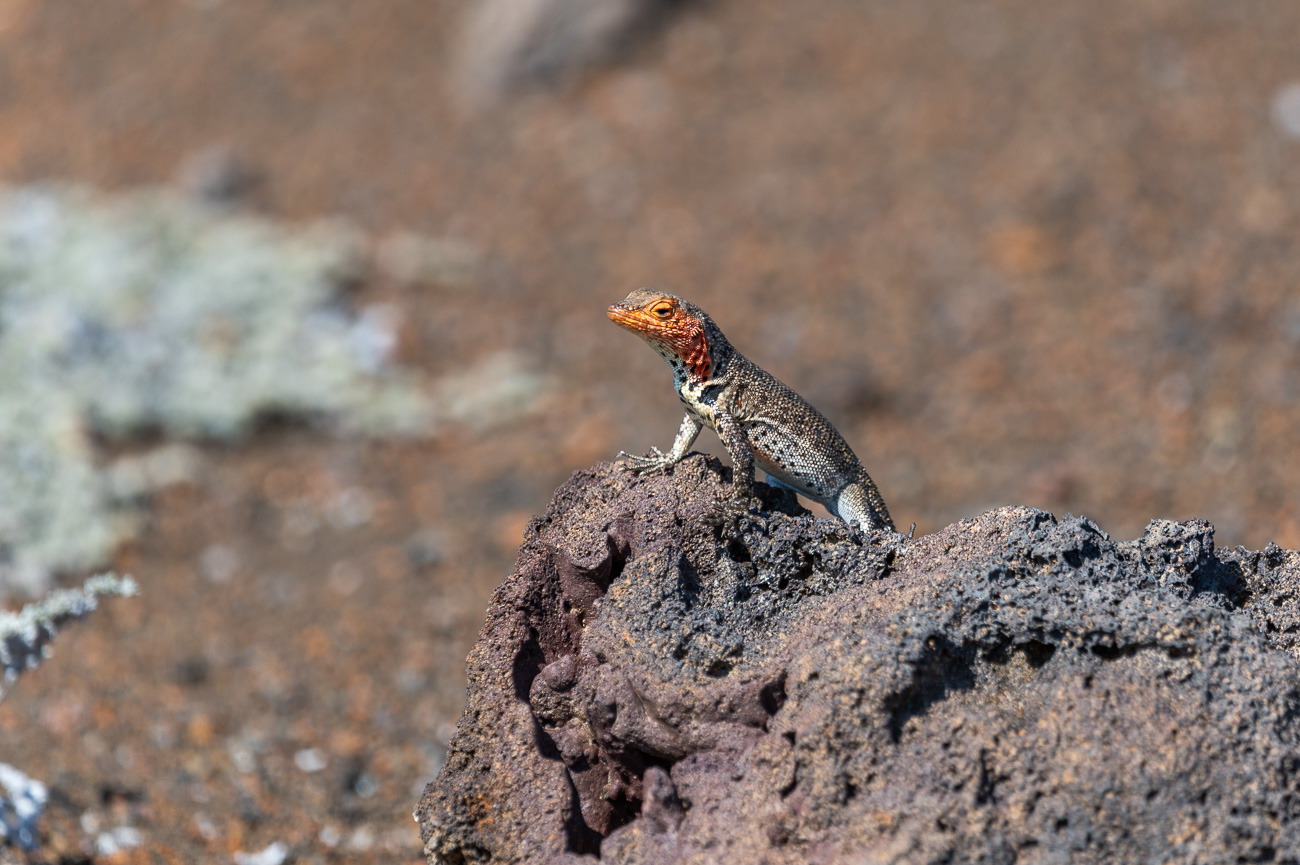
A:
[
  {"xmin": 713, "ymin": 411, "xmax": 755, "ymax": 505},
  {"xmin": 617, "ymin": 413, "xmax": 702, "ymax": 475}
]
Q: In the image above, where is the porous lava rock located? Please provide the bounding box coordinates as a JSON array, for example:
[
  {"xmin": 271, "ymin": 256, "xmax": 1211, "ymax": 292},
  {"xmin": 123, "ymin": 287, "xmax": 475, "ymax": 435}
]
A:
[{"xmin": 416, "ymin": 456, "xmax": 1300, "ymax": 864}]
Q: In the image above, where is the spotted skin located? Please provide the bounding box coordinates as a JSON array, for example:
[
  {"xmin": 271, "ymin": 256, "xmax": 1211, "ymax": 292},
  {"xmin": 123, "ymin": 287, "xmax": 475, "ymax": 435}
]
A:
[{"xmin": 608, "ymin": 289, "xmax": 894, "ymax": 532}]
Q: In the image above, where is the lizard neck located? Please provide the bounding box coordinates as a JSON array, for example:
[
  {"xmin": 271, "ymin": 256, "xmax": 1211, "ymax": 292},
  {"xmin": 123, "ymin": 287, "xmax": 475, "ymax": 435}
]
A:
[
  {"xmin": 680, "ymin": 320, "xmax": 714, "ymax": 382},
  {"xmin": 662, "ymin": 318, "xmax": 733, "ymax": 388}
]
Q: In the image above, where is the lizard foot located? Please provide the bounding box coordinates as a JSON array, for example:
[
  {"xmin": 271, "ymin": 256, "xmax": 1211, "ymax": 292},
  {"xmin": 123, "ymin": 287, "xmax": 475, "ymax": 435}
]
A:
[
  {"xmin": 616, "ymin": 448, "xmax": 677, "ymax": 476},
  {"xmin": 705, "ymin": 495, "xmax": 760, "ymax": 539}
]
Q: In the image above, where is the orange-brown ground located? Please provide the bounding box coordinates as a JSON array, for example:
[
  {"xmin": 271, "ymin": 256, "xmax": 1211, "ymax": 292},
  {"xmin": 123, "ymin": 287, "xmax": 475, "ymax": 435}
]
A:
[{"xmin": 1, "ymin": 1, "xmax": 1299, "ymax": 862}]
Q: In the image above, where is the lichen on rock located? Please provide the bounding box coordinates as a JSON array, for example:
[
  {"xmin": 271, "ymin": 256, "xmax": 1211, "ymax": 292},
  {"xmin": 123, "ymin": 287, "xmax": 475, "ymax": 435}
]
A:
[
  {"xmin": 417, "ymin": 456, "xmax": 1300, "ymax": 864},
  {"xmin": 0, "ymin": 185, "xmax": 432, "ymax": 595},
  {"xmin": 0, "ymin": 573, "xmax": 139, "ymax": 697},
  {"xmin": 0, "ymin": 573, "xmax": 136, "ymax": 850}
]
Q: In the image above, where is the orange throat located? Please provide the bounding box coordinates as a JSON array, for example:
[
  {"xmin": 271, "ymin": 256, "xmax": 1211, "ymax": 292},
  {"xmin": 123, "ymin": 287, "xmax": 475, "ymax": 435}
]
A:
[{"xmin": 608, "ymin": 305, "xmax": 712, "ymax": 381}]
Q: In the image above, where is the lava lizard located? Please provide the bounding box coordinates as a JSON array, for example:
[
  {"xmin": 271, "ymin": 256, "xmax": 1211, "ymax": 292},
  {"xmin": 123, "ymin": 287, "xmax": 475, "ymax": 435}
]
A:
[{"xmin": 608, "ymin": 289, "xmax": 895, "ymax": 532}]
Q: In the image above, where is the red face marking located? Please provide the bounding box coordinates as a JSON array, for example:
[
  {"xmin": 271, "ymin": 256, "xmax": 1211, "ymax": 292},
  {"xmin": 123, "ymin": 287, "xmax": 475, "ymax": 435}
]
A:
[
  {"xmin": 676, "ymin": 319, "xmax": 711, "ymax": 381},
  {"xmin": 608, "ymin": 296, "xmax": 712, "ymax": 382}
]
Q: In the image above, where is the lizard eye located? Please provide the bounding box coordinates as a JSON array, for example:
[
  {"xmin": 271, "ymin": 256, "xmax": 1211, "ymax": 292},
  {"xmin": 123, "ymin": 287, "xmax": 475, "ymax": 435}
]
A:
[{"xmin": 651, "ymin": 302, "xmax": 674, "ymax": 319}]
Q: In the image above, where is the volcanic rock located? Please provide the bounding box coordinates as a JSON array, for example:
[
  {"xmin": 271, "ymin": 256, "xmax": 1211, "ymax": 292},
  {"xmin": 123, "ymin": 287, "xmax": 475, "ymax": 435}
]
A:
[{"xmin": 416, "ymin": 455, "xmax": 1300, "ymax": 864}]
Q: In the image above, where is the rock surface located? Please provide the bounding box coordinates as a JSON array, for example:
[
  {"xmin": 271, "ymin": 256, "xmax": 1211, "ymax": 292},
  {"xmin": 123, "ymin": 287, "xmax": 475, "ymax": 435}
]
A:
[{"xmin": 417, "ymin": 457, "xmax": 1300, "ymax": 864}]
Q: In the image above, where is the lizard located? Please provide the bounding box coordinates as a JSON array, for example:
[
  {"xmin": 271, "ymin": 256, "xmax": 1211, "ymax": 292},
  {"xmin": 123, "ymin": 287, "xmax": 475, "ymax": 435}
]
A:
[{"xmin": 607, "ymin": 288, "xmax": 895, "ymax": 532}]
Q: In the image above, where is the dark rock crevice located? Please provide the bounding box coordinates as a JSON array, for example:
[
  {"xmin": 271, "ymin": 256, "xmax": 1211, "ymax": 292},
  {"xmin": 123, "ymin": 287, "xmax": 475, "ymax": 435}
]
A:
[{"xmin": 418, "ymin": 457, "xmax": 1300, "ymax": 864}]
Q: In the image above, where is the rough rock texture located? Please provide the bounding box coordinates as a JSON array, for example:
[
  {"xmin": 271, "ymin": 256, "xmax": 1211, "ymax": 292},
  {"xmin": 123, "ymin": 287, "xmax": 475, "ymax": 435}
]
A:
[{"xmin": 417, "ymin": 457, "xmax": 1300, "ymax": 864}]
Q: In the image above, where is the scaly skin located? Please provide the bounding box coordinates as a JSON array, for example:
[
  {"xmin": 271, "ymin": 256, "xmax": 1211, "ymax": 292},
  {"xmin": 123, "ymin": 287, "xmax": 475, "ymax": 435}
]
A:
[{"xmin": 608, "ymin": 288, "xmax": 895, "ymax": 532}]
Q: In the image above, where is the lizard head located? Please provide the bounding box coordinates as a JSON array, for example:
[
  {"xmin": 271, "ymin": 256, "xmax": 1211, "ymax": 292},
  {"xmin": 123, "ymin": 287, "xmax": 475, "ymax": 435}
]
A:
[{"xmin": 608, "ymin": 289, "xmax": 715, "ymax": 381}]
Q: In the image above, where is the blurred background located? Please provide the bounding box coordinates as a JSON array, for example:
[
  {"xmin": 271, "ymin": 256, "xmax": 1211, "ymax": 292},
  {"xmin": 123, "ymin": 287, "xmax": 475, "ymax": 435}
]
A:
[{"xmin": 0, "ymin": 0, "xmax": 1298, "ymax": 861}]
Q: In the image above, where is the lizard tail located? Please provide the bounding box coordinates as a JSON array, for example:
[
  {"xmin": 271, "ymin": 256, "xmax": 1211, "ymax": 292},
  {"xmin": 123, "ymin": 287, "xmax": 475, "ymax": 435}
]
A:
[{"xmin": 835, "ymin": 473, "xmax": 895, "ymax": 532}]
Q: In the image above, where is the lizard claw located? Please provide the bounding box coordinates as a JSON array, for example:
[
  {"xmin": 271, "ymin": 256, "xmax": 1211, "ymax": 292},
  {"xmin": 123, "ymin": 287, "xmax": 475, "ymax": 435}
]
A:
[{"xmin": 616, "ymin": 448, "xmax": 675, "ymax": 476}]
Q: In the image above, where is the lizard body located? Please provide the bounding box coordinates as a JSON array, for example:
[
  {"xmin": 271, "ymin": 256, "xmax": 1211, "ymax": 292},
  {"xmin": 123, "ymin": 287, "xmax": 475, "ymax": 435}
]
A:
[{"xmin": 608, "ymin": 289, "xmax": 894, "ymax": 532}]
